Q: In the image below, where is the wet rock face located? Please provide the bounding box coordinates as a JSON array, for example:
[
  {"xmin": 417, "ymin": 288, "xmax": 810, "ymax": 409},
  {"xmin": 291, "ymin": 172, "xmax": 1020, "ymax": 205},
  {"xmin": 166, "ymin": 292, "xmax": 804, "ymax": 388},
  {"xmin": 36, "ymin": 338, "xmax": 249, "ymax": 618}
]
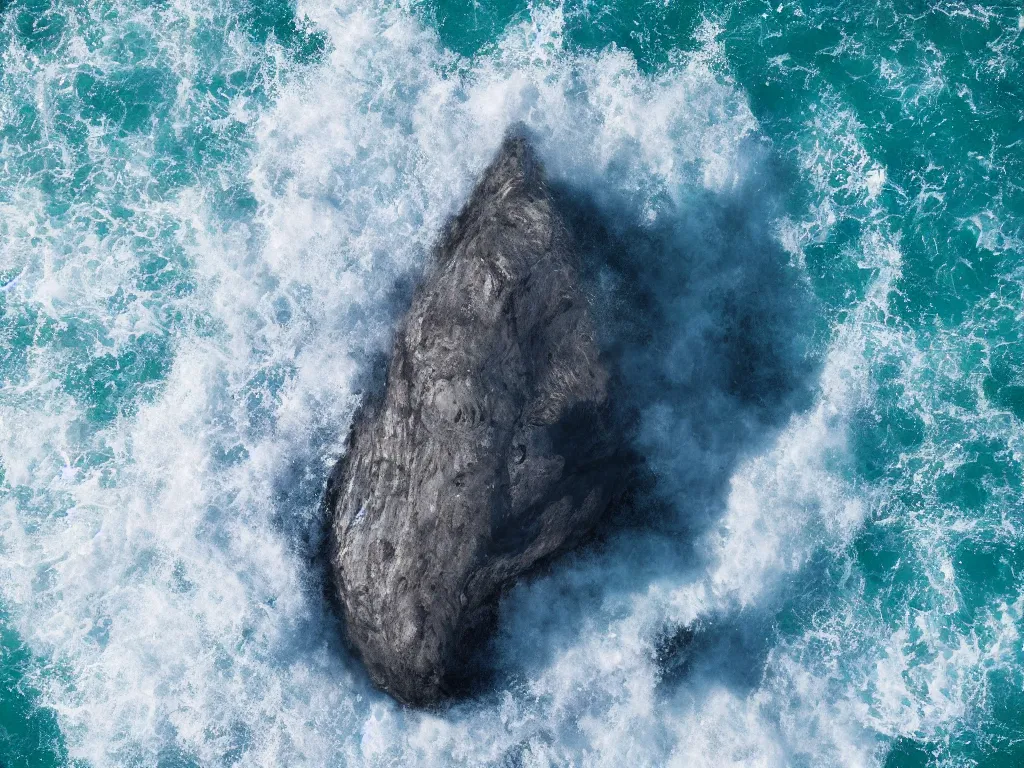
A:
[{"xmin": 324, "ymin": 131, "xmax": 622, "ymax": 706}]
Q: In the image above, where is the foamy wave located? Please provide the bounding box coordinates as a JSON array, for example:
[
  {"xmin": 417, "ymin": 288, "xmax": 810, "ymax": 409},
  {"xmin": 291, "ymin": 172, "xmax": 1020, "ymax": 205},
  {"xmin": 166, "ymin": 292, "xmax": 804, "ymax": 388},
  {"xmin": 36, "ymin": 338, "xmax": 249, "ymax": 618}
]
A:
[{"xmin": 0, "ymin": 1, "xmax": 924, "ymax": 765}]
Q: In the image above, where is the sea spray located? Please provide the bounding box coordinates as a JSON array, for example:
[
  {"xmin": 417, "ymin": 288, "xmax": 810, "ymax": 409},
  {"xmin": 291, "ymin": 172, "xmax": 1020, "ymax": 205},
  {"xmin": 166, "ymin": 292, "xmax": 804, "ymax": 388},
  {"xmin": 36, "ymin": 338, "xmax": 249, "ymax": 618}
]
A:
[{"xmin": 0, "ymin": 0, "xmax": 1022, "ymax": 765}]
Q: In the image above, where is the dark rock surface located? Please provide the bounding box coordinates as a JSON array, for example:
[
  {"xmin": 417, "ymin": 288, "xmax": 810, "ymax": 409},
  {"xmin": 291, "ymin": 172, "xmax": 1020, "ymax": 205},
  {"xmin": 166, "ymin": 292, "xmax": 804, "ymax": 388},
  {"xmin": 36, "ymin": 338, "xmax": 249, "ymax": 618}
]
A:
[{"xmin": 323, "ymin": 129, "xmax": 623, "ymax": 706}]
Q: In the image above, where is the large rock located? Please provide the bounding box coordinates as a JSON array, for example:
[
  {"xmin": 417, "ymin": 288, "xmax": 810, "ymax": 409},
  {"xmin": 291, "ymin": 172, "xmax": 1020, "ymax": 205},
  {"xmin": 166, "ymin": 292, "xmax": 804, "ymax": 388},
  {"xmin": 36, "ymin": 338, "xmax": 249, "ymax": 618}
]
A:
[{"xmin": 324, "ymin": 129, "xmax": 622, "ymax": 706}]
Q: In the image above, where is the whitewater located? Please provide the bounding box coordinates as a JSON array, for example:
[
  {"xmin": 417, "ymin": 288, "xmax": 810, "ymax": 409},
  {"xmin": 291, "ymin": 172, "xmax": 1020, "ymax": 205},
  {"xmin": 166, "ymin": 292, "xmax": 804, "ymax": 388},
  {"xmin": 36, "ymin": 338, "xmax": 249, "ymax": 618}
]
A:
[{"xmin": 0, "ymin": 0, "xmax": 1022, "ymax": 765}]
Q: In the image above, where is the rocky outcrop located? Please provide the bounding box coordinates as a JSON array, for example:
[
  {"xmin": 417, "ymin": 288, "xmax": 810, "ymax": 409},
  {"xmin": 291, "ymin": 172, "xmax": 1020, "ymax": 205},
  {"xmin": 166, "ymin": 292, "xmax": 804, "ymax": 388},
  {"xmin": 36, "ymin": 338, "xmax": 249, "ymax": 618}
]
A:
[{"xmin": 324, "ymin": 128, "xmax": 622, "ymax": 706}]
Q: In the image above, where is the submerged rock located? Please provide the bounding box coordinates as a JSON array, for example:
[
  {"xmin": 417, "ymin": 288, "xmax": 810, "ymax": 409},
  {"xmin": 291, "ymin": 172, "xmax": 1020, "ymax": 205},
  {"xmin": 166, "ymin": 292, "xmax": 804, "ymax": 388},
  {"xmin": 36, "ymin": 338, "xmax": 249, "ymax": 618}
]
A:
[{"xmin": 324, "ymin": 129, "xmax": 622, "ymax": 706}]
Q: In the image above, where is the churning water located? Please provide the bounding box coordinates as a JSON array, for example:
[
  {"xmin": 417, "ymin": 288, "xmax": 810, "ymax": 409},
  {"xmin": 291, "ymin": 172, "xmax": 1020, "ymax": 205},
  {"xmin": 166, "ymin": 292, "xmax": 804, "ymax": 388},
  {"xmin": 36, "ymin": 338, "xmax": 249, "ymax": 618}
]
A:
[{"xmin": 1, "ymin": 0, "xmax": 1022, "ymax": 765}]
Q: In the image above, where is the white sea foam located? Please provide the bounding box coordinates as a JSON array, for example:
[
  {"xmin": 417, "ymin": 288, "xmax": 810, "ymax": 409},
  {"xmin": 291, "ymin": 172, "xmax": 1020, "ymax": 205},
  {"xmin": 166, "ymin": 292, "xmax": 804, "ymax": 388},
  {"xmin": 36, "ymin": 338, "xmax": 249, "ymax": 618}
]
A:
[{"xmin": 0, "ymin": 0, "xmax": 979, "ymax": 765}]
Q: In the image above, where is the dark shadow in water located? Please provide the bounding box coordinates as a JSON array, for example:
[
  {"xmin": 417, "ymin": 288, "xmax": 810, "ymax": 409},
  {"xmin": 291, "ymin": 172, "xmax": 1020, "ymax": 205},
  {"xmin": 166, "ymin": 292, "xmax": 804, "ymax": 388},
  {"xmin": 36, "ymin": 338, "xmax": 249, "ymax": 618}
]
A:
[
  {"xmin": 565, "ymin": 143, "xmax": 817, "ymax": 541},
  {"xmin": 653, "ymin": 608, "xmax": 776, "ymax": 693},
  {"xmin": 457, "ymin": 137, "xmax": 822, "ymax": 707}
]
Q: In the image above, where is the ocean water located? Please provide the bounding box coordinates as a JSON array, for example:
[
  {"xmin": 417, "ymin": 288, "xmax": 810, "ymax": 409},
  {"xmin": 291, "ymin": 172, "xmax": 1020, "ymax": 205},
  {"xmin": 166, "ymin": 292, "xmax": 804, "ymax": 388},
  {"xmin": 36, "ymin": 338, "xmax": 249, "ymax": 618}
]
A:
[{"xmin": 1, "ymin": 0, "xmax": 1022, "ymax": 764}]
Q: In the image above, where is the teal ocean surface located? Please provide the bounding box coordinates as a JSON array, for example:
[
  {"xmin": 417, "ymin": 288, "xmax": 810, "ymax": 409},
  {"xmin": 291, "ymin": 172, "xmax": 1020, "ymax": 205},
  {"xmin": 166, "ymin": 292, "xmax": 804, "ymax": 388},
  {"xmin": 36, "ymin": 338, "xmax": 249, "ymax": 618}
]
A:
[{"xmin": 1, "ymin": 0, "xmax": 1022, "ymax": 765}]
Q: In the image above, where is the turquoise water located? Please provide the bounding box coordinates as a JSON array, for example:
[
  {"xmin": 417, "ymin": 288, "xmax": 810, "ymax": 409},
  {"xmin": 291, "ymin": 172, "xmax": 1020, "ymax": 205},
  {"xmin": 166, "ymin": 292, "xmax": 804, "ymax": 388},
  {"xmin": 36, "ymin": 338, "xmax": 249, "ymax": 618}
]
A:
[{"xmin": 0, "ymin": 0, "xmax": 1022, "ymax": 764}]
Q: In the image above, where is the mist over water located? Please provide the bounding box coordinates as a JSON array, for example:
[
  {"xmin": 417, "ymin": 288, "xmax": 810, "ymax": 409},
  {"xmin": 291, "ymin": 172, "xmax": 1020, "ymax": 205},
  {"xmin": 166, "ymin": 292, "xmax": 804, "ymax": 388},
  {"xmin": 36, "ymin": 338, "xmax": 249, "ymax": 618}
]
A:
[{"xmin": 1, "ymin": 0, "xmax": 1022, "ymax": 765}]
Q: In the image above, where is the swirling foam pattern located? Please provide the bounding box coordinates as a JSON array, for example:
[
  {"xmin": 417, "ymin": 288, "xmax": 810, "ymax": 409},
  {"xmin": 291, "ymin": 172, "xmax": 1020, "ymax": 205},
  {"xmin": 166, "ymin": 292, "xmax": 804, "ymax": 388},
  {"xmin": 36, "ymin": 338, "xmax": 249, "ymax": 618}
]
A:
[{"xmin": 0, "ymin": 0, "xmax": 1021, "ymax": 765}]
